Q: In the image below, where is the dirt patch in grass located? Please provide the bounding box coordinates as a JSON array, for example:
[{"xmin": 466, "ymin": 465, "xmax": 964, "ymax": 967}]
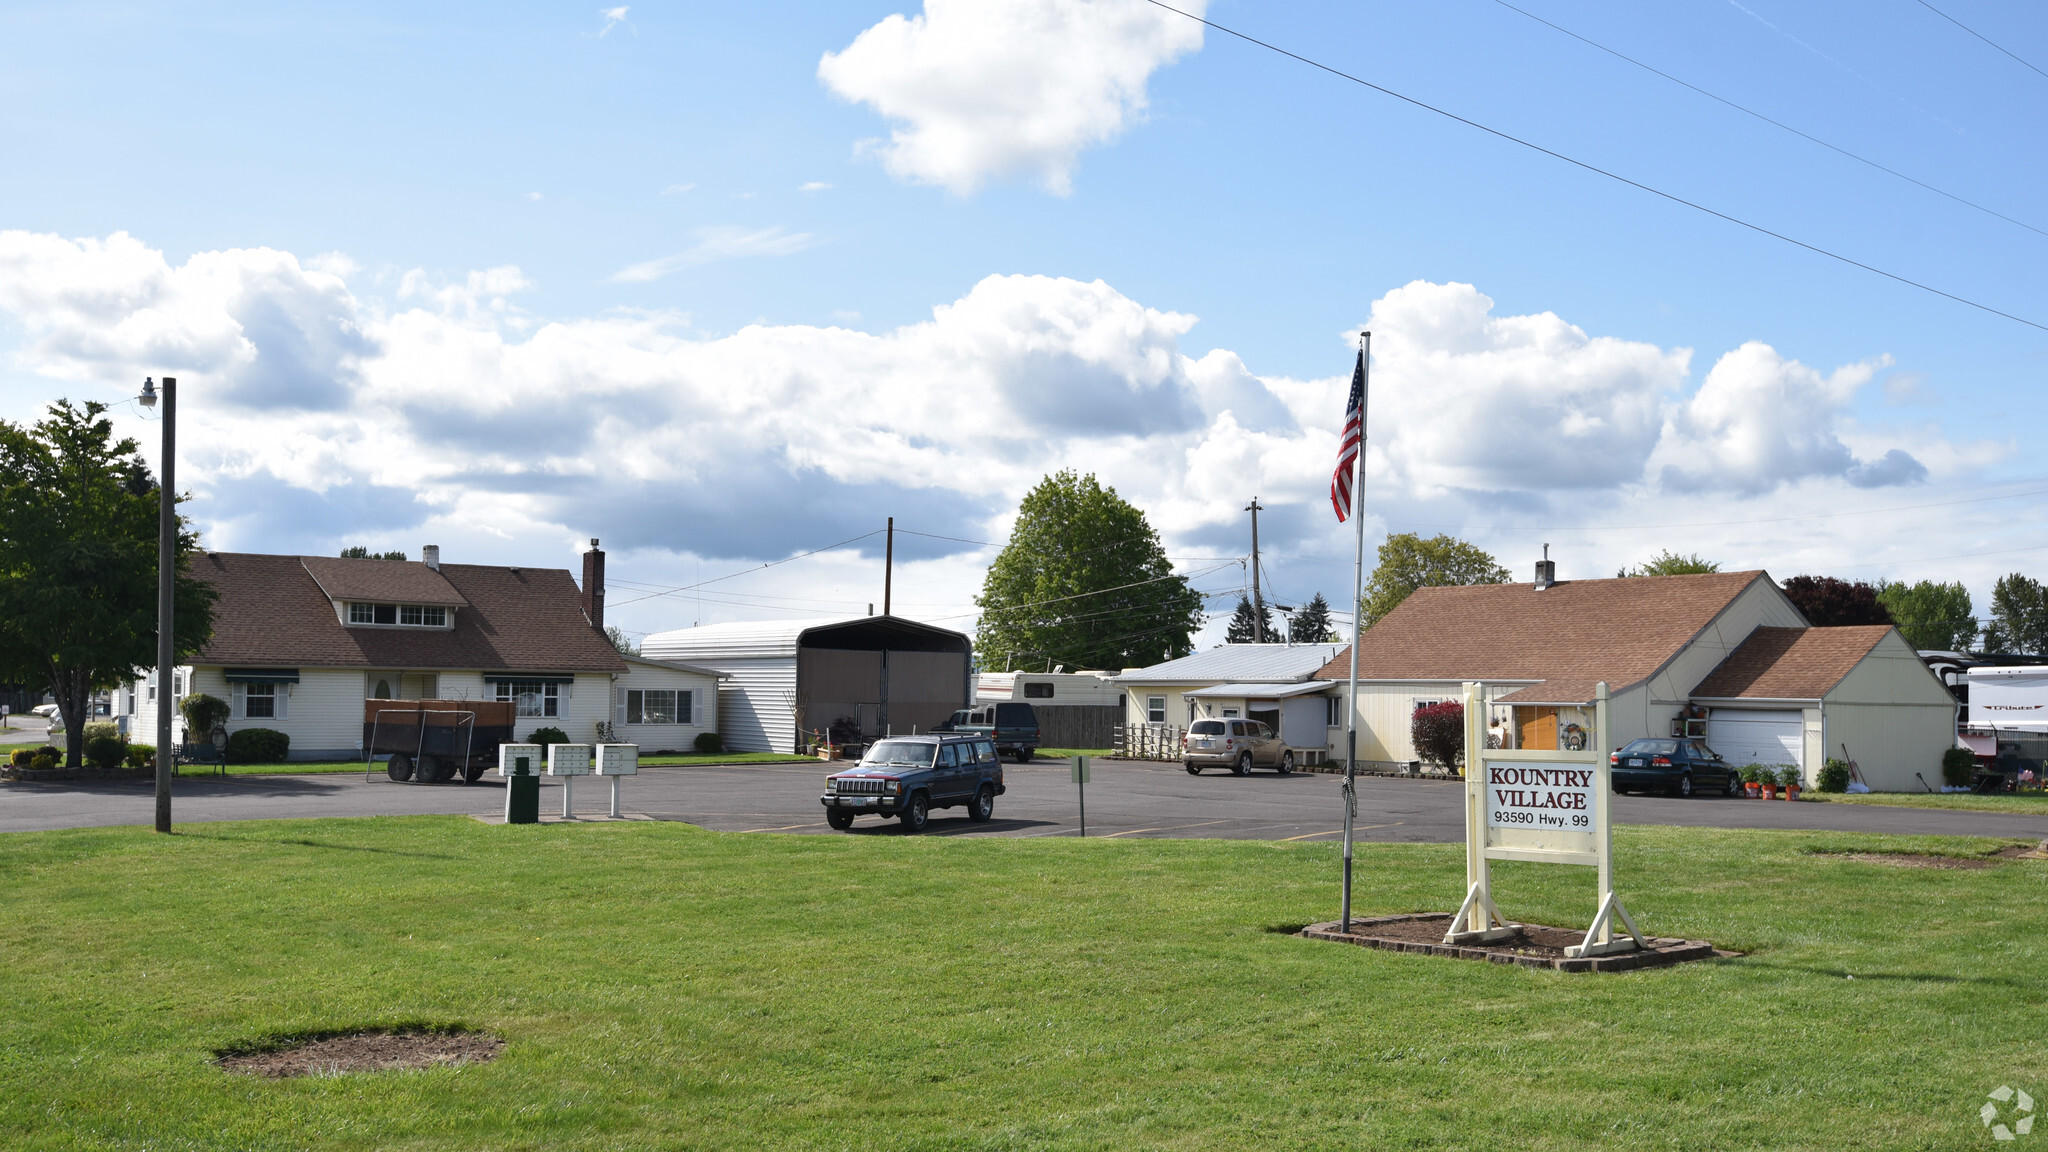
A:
[
  {"xmin": 1301, "ymin": 913, "xmax": 1731, "ymax": 972},
  {"xmin": 218, "ymin": 1028, "xmax": 503, "ymax": 1077},
  {"xmin": 1812, "ymin": 844, "xmax": 2045, "ymax": 869}
]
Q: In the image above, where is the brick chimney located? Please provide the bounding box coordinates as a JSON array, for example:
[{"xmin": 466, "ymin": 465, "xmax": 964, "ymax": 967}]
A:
[
  {"xmin": 582, "ymin": 538, "xmax": 605, "ymax": 632},
  {"xmin": 422, "ymin": 544, "xmax": 440, "ymax": 571}
]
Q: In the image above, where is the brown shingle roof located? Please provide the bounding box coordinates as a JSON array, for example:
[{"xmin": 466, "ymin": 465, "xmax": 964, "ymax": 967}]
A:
[
  {"xmin": 300, "ymin": 555, "xmax": 467, "ymax": 606},
  {"xmin": 1311, "ymin": 571, "xmax": 1775, "ymax": 701},
  {"xmin": 191, "ymin": 552, "xmax": 627, "ymax": 673},
  {"xmin": 1688, "ymin": 625, "xmax": 1889, "ymax": 700}
]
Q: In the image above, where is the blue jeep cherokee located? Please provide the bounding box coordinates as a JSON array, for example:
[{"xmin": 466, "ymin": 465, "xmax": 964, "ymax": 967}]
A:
[{"xmin": 822, "ymin": 734, "xmax": 1005, "ymax": 832}]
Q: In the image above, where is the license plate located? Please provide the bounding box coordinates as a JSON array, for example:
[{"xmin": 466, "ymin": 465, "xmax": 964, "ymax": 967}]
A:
[{"xmin": 1628, "ymin": 759, "xmax": 1643, "ymax": 767}]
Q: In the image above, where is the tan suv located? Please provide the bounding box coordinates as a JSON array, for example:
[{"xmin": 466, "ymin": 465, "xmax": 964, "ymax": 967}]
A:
[{"xmin": 1183, "ymin": 718, "xmax": 1294, "ymax": 776}]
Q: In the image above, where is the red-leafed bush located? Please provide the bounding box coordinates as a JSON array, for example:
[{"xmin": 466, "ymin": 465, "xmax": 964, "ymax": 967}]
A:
[{"xmin": 1411, "ymin": 702, "xmax": 1465, "ymax": 770}]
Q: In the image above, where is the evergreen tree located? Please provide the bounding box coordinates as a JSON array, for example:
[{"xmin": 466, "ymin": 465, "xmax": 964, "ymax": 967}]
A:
[
  {"xmin": 975, "ymin": 472, "xmax": 1205, "ymax": 671},
  {"xmin": 1289, "ymin": 593, "xmax": 1337, "ymax": 643},
  {"xmin": 340, "ymin": 545, "xmax": 407, "ymax": 560},
  {"xmin": 1360, "ymin": 533, "xmax": 1510, "ymax": 627},
  {"xmin": 1224, "ymin": 596, "xmax": 1275, "ymax": 644}
]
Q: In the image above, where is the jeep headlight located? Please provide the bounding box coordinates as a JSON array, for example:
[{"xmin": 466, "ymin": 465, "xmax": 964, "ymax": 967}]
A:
[
  {"xmin": 825, "ymin": 778, "xmax": 838, "ymax": 793},
  {"xmin": 893, "ymin": 780, "xmax": 905, "ymax": 794}
]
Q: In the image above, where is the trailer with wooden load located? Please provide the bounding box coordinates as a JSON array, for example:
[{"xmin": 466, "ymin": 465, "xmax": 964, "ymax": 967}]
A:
[{"xmin": 363, "ymin": 699, "xmax": 518, "ymax": 784}]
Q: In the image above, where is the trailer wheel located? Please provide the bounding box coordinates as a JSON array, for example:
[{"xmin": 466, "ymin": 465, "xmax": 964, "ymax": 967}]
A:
[
  {"xmin": 462, "ymin": 762, "xmax": 486, "ymax": 785},
  {"xmin": 420, "ymin": 755, "xmax": 451, "ymax": 784},
  {"xmin": 386, "ymin": 753, "xmax": 414, "ymax": 782}
]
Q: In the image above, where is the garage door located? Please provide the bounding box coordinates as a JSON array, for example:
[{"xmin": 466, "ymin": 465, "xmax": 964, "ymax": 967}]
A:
[{"xmin": 1709, "ymin": 710, "xmax": 1803, "ymax": 769}]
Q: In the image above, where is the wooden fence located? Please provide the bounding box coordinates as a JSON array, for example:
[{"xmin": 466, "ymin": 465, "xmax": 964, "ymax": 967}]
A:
[{"xmin": 1035, "ymin": 705, "xmax": 1119, "ymax": 749}]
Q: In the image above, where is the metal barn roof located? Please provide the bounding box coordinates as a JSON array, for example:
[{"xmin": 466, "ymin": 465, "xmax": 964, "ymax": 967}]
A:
[
  {"xmin": 1113, "ymin": 644, "xmax": 1345, "ymax": 686},
  {"xmin": 641, "ymin": 615, "xmax": 970, "ymax": 662}
]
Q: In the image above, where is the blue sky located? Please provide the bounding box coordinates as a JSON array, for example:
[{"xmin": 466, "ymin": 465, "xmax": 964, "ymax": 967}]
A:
[{"xmin": 2, "ymin": 0, "xmax": 2045, "ymax": 646}]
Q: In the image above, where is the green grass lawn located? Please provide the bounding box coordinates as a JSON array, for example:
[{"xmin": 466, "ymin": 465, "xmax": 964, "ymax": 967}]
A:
[
  {"xmin": 1034, "ymin": 747, "xmax": 1113, "ymax": 760},
  {"xmin": 1, "ymin": 820, "xmax": 2042, "ymax": 1151},
  {"xmin": 1807, "ymin": 789, "xmax": 2048, "ymax": 814}
]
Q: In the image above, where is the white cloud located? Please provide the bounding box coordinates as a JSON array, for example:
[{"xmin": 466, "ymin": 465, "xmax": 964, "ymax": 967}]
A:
[
  {"xmin": 0, "ymin": 231, "xmax": 1975, "ymax": 641},
  {"xmin": 525, "ymin": 191, "xmax": 544, "ymax": 202},
  {"xmin": 818, "ymin": 0, "xmax": 1204, "ymax": 195},
  {"xmin": 609, "ymin": 226, "xmax": 820, "ymax": 283},
  {"xmin": 599, "ymin": 6, "xmax": 629, "ymax": 36},
  {"xmin": 800, "ymin": 181, "xmax": 833, "ymax": 192},
  {"xmin": 660, "ymin": 183, "xmax": 695, "ymax": 196}
]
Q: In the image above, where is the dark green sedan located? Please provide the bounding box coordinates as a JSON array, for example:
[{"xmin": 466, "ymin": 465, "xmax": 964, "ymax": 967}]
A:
[{"xmin": 1609, "ymin": 738, "xmax": 1742, "ymax": 797}]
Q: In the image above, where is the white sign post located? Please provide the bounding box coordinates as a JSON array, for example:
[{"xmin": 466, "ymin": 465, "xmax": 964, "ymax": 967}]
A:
[{"xmin": 1446, "ymin": 680, "xmax": 1647, "ymax": 958}]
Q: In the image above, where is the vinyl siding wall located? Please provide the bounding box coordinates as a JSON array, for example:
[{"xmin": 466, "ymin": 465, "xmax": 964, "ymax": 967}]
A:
[
  {"xmin": 1820, "ymin": 631, "xmax": 1959, "ymax": 791},
  {"xmin": 611, "ymin": 663, "xmax": 721, "ymax": 753}
]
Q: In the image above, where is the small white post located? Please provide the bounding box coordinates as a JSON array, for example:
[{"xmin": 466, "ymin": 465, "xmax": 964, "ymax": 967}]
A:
[
  {"xmin": 610, "ymin": 775, "xmax": 622, "ymax": 819},
  {"xmin": 562, "ymin": 774, "xmax": 573, "ymax": 819}
]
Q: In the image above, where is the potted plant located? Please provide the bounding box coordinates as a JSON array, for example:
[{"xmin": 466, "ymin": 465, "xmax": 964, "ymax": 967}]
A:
[
  {"xmin": 1739, "ymin": 763, "xmax": 1762, "ymax": 798},
  {"xmin": 1780, "ymin": 765, "xmax": 1802, "ymax": 800}
]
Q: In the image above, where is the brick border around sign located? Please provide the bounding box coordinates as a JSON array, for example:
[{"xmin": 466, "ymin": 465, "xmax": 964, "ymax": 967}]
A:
[{"xmin": 1300, "ymin": 914, "xmax": 1736, "ymax": 973}]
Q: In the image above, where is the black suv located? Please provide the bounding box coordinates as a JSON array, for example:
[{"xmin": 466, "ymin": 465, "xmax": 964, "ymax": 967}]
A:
[
  {"xmin": 932, "ymin": 702, "xmax": 1041, "ymax": 762},
  {"xmin": 821, "ymin": 735, "xmax": 1006, "ymax": 832},
  {"xmin": 1610, "ymin": 738, "xmax": 1741, "ymax": 797}
]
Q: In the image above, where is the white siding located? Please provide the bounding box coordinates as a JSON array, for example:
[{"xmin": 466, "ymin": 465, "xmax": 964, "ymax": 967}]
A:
[
  {"xmin": 613, "ymin": 661, "xmax": 722, "ymax": 753},
  {"xmin": 1821, "ymin": 630, "xmax": 1958, "ymax": 791},
  {"xmin": 1639, "ymin": 578, "xmax": 1808, "ymax": 722}
]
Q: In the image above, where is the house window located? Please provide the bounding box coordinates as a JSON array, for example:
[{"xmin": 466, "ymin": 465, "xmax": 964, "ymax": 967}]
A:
[
  {"xmin": 400, "ymin": 604, "xmax": 423, "ymax": 625},
  {"xmin": 374, "ymin": 604, "xmax": 397, "ymax": 624},
  {"xmin": 1326, "ymin": 696, "xmax": 1343, "ymax": 726},
  {"xmin": 1146, "ymin": 696, "xmax": 1166, "ymax": 723},
  {"xmin": 374, "ymin": 678, "xmax": 392, "ymax": 699},
  {"xmin": 173, "ymin": 673, "xmax": 185, "ymax": 697},
  {"xmin": 350, "ymin": 602, "xmax": 374, "ymax": 624},
  {"xmin": 351, "ymin": 603, "xmax": 450, "ymax": 627},
  {"xmin": 422, "ymin": 606, "xmax": 446, "ymax": 627},
  {"xmin": 1222, "ymin": 707, "xmax": 1240, "ymax": 718},
  {"xmin": 244, "ymin": 683, "xmax": 277, "ymax": 719},
  {"xmin": 496, "ymin": 680, "xmax": 558, "ymax": 718},
  {"xmin": 1024, "ymin": 682, "xmax": 1054, "ymax": 698},
  {"xmin": 626, "ymin": 689, "xmax": 682, "ymax": 725}
]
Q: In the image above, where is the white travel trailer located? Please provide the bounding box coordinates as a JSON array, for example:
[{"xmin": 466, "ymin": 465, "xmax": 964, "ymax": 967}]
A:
[{"xmin": 1966, "ymin": 666, "xmax": 2048, "ymax": 731}]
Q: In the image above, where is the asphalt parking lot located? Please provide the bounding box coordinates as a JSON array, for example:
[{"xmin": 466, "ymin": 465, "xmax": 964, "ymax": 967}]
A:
[{"xmin": 6, "ymin": 757, "xmax": 2047, "ymax": 842}]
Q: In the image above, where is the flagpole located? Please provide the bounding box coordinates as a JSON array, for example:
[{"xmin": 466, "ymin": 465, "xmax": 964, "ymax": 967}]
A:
[{"xmin": 1341, "ymin": 331, "xmax": 1370, "ymax": 932}]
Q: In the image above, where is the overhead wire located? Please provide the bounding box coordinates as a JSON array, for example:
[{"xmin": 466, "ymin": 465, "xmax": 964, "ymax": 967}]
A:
[
  {"xmin": 1137, "ymin": 0, "xmax": 2048, "ymax": 334},
  {"xmin": 1912, "ymin": 0, "xmax": 2048, "ymax": 83},
  {"xmin": 1487, "ymin": 0, "xmax": 2048, "ymax": 240},
  {"xmin": 603, "ymin": 528, "xmax": 884, "ymax": 609}
]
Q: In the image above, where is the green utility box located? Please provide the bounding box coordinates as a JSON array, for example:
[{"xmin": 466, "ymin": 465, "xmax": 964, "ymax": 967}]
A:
[{"xmin": 499, "ymin": 744, "xmax": 543, "ymax": 825}]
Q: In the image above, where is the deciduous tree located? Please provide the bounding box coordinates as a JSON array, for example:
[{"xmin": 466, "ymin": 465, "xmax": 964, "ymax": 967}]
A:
[
  {"xmin": 0, "ymin": 401, "xmax": 216, "ymax": 767},
  {"xmin": 1875, "ymin": 579, "xmax": 1976, "ymax": 651},
  {"xmin": 1360, "ymin": 533, "xmax": 1509, "ymax": 627},
  {"xmin": 975, "ymin": 472, "xmax": 1204, "ymax": 671},
  {"xmin": 1617, "ymin": 550, "xmax": 1719, "ymax": 577},
  {"xmin": 1983, "ymin": 574, "xmax": 2048, "ymax": 654},
  {"xmin": 1780, "ymin": 576, "xmax": 1894, "ymax": 627}
]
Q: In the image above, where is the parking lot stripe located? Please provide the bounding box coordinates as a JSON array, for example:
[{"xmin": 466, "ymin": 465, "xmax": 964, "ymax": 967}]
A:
[
  {"xmin": 737, "ymin": 821, "xmax": 829, "ymax": 833},
  {"xmin": 1100, "ymin": 819, "xmax": 1230, "ymax": 838},
  {"xmin": 1278, "ymin": 821, "xmax": 1404, "ymax": 842}
]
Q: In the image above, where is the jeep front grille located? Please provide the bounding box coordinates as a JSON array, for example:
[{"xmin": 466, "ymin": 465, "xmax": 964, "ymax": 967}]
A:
[{"xmin": 835, "ymin": 777, "xmax": 892, "ymax": 795}]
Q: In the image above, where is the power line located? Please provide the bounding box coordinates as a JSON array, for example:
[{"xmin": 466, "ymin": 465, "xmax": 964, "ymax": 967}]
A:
[
  {"xmin": 1488, "ymin": 0, "xmax": 2048, "ymax": 240},
  {"xmin": 604, "ymin": 528, "xmax": 885, "ymax": 609},
  {"xmin": 1913, "ymin": 0, "xmax": 2048, "ymax": 83},
  {"xmin": 1139, "ymin": 0, "xmax": 2048, "ymax": 334},
  {"xmin": 932, "ymin": 559, "xmax": 1241, "ymax": 622}
]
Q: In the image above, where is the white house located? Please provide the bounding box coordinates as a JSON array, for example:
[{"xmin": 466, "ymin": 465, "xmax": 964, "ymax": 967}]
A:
[
  {"xmin": 614, "ymin": 654, "xmax": 727, "ymax": 753},
  {"xmin": 127, "ymin": 542, "xmax": 715, "ymax": 759},
  {"xmin": 1112, "ymin": 644, "xmax": 1344, "ymax": 757},
  {"xmin": 1312, "ymin": 565, "xmax": 1956, "ymax": 790}
]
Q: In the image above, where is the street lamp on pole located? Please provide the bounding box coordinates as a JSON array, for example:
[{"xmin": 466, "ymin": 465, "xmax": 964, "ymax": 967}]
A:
[{"xmin": 140, "ymin": 376, "xmax": 175, "ymax": 834}]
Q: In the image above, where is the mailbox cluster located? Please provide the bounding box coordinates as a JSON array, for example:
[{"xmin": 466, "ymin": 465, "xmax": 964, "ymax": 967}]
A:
[{"xmin": 496, "ymin": 742, "xmax": 640, "ymax": 823}]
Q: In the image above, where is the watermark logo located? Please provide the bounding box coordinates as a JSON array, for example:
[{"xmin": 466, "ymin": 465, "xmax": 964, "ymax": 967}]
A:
[{"xmin": 1983, "ymin": 1086, "xmax": 2035, "ymax": 1141}]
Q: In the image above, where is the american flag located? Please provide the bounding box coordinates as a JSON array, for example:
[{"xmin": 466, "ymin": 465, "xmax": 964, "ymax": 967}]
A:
[{"xmin": 1330, "ymin": 346, "xmax": 1366, "ymax": 521}]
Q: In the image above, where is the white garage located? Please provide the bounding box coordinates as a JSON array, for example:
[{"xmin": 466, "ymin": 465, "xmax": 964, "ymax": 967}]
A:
[{"xmin": 1708, "ymin": 709, "xmax": 1805, "ymax": 770}]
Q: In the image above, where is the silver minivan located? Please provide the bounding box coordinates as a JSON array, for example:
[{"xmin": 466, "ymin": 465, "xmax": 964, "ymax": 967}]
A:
[{"xmin": 1183, "ymin": 718, "xmax": 1293, "ymax": 776}]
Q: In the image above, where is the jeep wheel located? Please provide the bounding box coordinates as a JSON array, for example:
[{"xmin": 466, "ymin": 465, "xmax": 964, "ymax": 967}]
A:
[
  {"xmin": 968, "ymin": 784, "xmax": 995, "ymax": 823},
  {"xmin": 898, "ymin": 791, "xmax": 930, "ymax": 833},
  {"xmin": 386, "ymin": 753, "xmax": 414, "ymax": 782},
  {"xmin": 1185, "ymin": 762, "xmax": 1201, "ymax": 775},
  {"xmin": 1278, "ymin": 751, "xmax": 1295, "ymax": 775},
  {"xmin": 826, "ymin": 808, "xmax": 855, "ymax": 830},
  {"xmin": 1234, "ymin": 751, "xmax": 1252, "ymax": 777}
]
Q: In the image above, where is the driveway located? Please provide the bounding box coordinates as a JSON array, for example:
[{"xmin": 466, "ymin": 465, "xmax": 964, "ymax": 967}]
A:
[{"xmin": 5, "ymin": 758, "xmax": 2046, "ymax": 843}]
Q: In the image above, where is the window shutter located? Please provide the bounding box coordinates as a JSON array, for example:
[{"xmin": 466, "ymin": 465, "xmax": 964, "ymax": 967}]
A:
[
  {"xmin": 231, "ymin": 683, "xmax": 245, "ymax": 720},
  {"xmin": 277, "ymin": 684, "xmax": 290, "ymax": 721},
  {"xmin": 681, "ymin": 690, "xmax": 693, "ymax": 725},
  {"xmin": 615, "ymin": 687, "xmax": 626, "ymax": 725}
]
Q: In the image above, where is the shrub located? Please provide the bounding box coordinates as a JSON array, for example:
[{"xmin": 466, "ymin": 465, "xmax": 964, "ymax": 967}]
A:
[
  {"xmin": 1738, "ymin": 763, "xmax": 1766, "ymax": 784},
  {"xmin": 1941, "ymin": 747, "xmax": 1977, "ymax": 789},
  {"xmin": 1410, "ymin": 702, "xmax": 1465, "ymax": 770},
  {"xmin": 693, "ymin": 732, "xmax": 723, "ymax": 754},
  {"xmin": 1816, "ymin": 758, "xmax": 1852, "ymax": 793},
  {"xmin": 1777, "ymin": 765, "xmax": 1803, "ymax": 788},
  {"xmin": 85, "ymin": 735, "xmax": 127, "ymax": 769},
  {"xmin": 225, "ymin": 728, "xmax": 290, "ymax": 764},
  {"xmin": 29, "ymin": 750, "xmax": 59, "ymax": 770},
  {"xmin": 126, "ymin": 744, "xmax": 156, "ymax": 769},
  {"xmin": 82, "ymin": 720, "xmax": 121, "ymax": 745},
  {"xmin": 527, "ymin": 726, "xmax": 571, "ymax": 749},
  {"xmin": 180, "ymin": 693, "xmax": 231, "ymax": 739}
]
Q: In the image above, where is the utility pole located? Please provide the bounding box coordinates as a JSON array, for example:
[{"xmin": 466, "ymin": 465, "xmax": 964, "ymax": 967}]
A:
[
  {"xmin": 1245, "ymin": 497, "xmax": 1266, "ymax": 642},
  {"xmin": 140, "ymin": 376, "xmax": 176, "ymax": 834},
  {"xmin": 883, "ymin": 516, "xmax": 894, "ymax": 616}
]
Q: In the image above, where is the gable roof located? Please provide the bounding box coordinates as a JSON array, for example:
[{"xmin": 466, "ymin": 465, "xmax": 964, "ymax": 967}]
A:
[
  {"xmin": 1688, "ymin": 625, "xmax": 1891, "ymax": 700},
  {"xmin": 300, "ymin": 555, "xmax": 467, "ymax": 606},
  {"xmin": 1312, "ymin": 571, "xmax": 1777, "ymax": 700},
  {"xmin": 1114, "ymin": 643, "xmax": 1345, "ymax": 686},
  {"xmin": 190, "ymin": 552, "xmax": 627, "ymax": 673}
]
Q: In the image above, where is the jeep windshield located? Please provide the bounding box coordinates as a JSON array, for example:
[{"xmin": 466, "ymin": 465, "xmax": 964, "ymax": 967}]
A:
[{"xmin": 862, "ymin": 740, "xmax": 936, "ymax": 768}]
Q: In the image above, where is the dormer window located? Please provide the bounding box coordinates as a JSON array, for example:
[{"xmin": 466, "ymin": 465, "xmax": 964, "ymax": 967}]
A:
[{"xmin": 347, "ymin": 602, "xmax": 449, "ymax": 627}]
